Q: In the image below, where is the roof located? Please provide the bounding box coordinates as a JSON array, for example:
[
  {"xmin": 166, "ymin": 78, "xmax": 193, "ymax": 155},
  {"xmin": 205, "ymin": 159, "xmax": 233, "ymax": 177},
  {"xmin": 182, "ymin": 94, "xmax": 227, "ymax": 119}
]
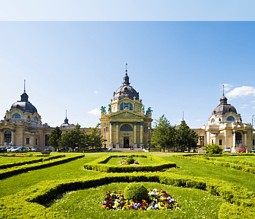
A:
[
  {"xmin": 10, "ymin": 91, "xmax": 37, "ymax": 114},
  {"xmin": 113, "ymin": 72, "xmax": 139, "ymax": 101},
  {"xmin": 212, "ymin": 96, "xmax": 237, "ymax": 116}
]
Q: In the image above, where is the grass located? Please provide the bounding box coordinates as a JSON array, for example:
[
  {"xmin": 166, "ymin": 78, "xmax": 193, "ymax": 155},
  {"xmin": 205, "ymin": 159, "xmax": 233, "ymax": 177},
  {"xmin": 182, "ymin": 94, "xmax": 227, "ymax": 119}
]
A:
[
  {"xmin": 105, "ymin": 157, "xmax": 155, "ymax": 165},
  {"xmin": 0, "ymin": 154, "xmax": 102, "ymax": 198},
  {"xmin": 0, "ymin": 152, "xmax": 254, "ymax": 218},
  {"xmin": 0, "ymin": 156, "xmax": 41, "ymax": 165},
  {"xmin": 162, "ymin": 155, "xmax": 255, "ymax": 192},
  {"xmin": 50, "ymin": 182, "xmax": 222, "ymax": 219}
]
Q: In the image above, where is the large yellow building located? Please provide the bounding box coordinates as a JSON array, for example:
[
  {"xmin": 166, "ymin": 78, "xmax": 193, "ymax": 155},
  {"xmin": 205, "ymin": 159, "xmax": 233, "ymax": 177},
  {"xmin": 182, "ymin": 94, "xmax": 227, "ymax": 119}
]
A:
[
  {"xmin": 100, "ymin": 69, "xmax": 152, "ymax": 149},
  {"xmin": 0, "ymin": 86, "xmax": 51, "ymax": 148}
]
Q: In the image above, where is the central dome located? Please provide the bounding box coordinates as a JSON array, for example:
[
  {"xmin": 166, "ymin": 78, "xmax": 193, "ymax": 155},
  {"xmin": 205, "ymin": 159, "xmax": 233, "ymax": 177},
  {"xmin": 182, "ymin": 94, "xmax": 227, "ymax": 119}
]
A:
[
  {"xmin": 113, "ymin": 72, "xmax": 139, "ymax": 101},
  {"xmin": 11, "ymin": 91, "xmax": 37, "ymax": 114},
  {"xmin": 212, "ymin": 95, "xmax": 237, "ymax": 116}
]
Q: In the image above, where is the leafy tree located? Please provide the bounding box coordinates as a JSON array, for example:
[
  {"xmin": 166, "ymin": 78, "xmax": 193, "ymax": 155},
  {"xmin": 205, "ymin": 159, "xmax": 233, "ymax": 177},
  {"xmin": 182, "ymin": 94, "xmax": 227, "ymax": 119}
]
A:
[
  {"xmin": 48, "ymin": 127, "xmax": 62, "ymax": 148},
  {"xmin": 61, "ymin": 124, "xmax": 86, "ymax": 151},
  {"xmin": 87, "ymin": 123, "xmax": 102, "ymax": 148},
  {"xmin": 176, "ymin": 120, "xmax": 198, "ymax": 152},
  {"xmin": 151, "ymin": 115, "xmax": 176, "ymax": 152},
  {"xmin": 205, "ymin": 143, "xmax": 223, "ymax": 155}
]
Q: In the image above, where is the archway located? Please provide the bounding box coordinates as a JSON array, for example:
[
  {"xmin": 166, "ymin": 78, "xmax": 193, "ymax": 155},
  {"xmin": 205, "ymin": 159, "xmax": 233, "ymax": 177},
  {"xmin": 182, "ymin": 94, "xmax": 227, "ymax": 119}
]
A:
[
  {"xmin": 123, "ymin": 137, "xmax": 129, "ymax": 148},
  {"xmin": 4, "ymin": 130, "xmax": 12, "ymax": 144},
  {"xmin": 235, "ymin": 132, "xmax": 242, "ymax": 146}
]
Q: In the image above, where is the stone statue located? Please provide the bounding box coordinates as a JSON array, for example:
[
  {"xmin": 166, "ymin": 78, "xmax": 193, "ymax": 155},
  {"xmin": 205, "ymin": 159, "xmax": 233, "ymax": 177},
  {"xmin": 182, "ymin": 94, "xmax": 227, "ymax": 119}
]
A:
[
  {"xmin": 100, "ymin": 106, "xmax": 106, "ymax": 113},
  {"xmin": 146, "ymin": 107, "xmax": 152, "ymax": 115}
]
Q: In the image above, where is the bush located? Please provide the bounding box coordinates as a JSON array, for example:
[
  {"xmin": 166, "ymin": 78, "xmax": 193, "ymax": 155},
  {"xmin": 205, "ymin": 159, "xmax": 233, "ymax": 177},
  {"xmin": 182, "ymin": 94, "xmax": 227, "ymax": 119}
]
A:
[
  {"xmin": 124, "ymin": 183, "xmax": 149, "ymax": 201},
  {"xmin": 205, "ymin": 144, "xmax": 223, "ymax": 155},
  {"xmin": 126, "ymin": 157, "xmax": 135, "ymax": 164}
]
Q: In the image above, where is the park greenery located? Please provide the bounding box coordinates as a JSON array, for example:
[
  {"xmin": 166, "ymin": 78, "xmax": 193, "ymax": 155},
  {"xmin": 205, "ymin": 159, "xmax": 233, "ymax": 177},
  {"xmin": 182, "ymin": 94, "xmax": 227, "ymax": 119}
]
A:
[
  {"xmin": 48, "ymin": 124, "xmax": 102, "ymax": 151},
  {"xmin": 205, "ymin": 143, "xmax": 223, "ymax": 155},
  {"xmin": 0, "ymin": 152, "xmax": 254, "ymax": 218},
  {"xmin": 151, "ymin": 115, "xmax": 198, "ymax": 152}
]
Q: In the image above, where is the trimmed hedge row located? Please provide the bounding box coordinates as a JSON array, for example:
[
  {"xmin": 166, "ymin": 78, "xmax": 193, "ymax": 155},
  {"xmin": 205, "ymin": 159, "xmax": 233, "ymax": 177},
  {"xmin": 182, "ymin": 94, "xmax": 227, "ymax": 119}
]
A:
[
  {"xmin": 0, "ymin": 154, "xmax": 84, "ymax": 180},
  {"xmin": 0, "ymin": 155, "xmax": 65, "ymax": 169},
  {"xmin": 0, "ymin": 172, "xmax": 254, "ymax": 218},
  {"xmin": 84, "ymin": 155, "xmax": 176, "ymax": 172},
  {"xmin": 177, "ymin": 155, "xmax": 255, "ymax": 174}
]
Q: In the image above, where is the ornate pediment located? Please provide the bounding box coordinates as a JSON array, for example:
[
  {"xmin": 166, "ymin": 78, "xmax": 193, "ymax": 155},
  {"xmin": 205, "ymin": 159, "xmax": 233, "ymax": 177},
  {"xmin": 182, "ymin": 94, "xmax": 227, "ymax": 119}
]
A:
[{"xmin": 110, "ymin": 111, "xmax": 143, "ymax": 120}]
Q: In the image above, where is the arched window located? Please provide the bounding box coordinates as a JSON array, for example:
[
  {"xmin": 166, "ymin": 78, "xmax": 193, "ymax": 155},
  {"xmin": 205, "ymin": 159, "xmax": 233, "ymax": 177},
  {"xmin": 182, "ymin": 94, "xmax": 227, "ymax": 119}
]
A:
[
  {"xmin": 34, "ymin": 116, "xmax": 39, "ymax": 122},
  {"xmin": 12, "ymin": 113, "xmax": 21, "ymax": 119},
  {"xmin": 120, "ymin": 124, "xmax": 133, "ymax": 131},
  {"xmin": 226, "ymin": 116, "xmax": 235, "ymax": 122},
  {"xmin": 211, "ymin": 118, "xmax": 215, "ymax": 123},
  {"xmin": 120, "ymin": 103, "xmax": 133, "ymax": 110}
]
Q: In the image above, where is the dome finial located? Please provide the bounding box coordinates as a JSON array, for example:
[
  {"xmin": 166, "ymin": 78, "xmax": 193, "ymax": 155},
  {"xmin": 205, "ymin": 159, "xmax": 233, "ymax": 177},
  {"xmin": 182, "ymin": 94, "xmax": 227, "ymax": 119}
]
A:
[
  {"xmin": 64, "ymin": 110, "xmax": 69, "ymax": 124},
  {"xmin": 123, "ymin": 64, "xmax": 130, "ymax": 85},
  {"xmin": 220, "ymin": 84, "xmax": 227, "ymax": 105},
  {"xmin": 24, "ymin": 79, "xmax": 26, "ymax": 93}
]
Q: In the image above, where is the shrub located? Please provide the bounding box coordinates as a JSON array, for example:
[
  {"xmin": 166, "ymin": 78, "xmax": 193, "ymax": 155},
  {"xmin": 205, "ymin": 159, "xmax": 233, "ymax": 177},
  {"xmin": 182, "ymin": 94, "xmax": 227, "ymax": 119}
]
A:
[
  {"xmin": 124, "ymin": 183, "xmax": 149, "ymax": 201},
  {"xmin": 205, "ymin": 144, "xmax": 223, "ymax": 155},
  {"xmin": 126, "ymin": 157, "xmax": 135, "ymax": 164}
]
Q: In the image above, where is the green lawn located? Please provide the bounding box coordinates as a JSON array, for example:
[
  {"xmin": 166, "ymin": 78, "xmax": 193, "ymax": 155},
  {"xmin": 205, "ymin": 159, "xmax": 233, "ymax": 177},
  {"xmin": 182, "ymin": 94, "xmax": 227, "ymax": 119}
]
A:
[
  {"xmin": 50, "ymin": 182, "xmax": 222, "ymax": 219},
  {"xmin": 105, "ymin": 156, "xmax": 155, "ymax": 165},
  {"xmin": 162, "ymin": 155, "xmax": 255, "ymax": 192},
  {"xmin": 0, "ymin": 152, "xmax": 254, "ymax": 218}
]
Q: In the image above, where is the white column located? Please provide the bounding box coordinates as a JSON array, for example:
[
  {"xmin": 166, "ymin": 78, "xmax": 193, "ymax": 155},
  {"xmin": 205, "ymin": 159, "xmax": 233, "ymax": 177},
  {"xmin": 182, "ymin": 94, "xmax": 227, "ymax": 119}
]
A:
[
  {"xmin": 224, "ymin": 131, "xmax": 227, "ymax": 147},
  {"xmin": 133, "ymin": 122, "xmax": 137, "ymax": 148},
  {"xmin": 109, "ymin": 122, "xmax": 113, "ymax": 148},
  {"xmin": 232, "ymin": 130, "xmax": 236, "ymax": 152},
  {"xmin": 244, "ymin": 131, "xmax": 247, "ymax": 147},
  {"xmin": 116, "ymin": 122, "xmax": 119, "ymax": 148},
  {"xmin": 11, "ymin": 130, "xmax": 15, "ymax": 145},
  {"xmin": 140, "ymin": 123, "xmax": 143, "ymax": 148}
]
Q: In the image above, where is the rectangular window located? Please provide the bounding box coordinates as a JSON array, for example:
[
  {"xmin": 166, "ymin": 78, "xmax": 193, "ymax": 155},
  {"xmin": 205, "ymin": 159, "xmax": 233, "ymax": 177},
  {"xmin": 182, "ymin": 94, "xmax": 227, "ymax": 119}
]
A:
[
  {"xmin": 219, "ymin": 139, "xmax": 222, "ymax": 145},
  {"xmin": 26, "ymin": 138, "xmax": 30, "ymax": 145},
  {"xmin": 35, "ymin": 138, "xmax": 38, "ymax": 145},
  {"xmin": 199, "ymin": 136, "xmax": 204, "ymax": 146}
]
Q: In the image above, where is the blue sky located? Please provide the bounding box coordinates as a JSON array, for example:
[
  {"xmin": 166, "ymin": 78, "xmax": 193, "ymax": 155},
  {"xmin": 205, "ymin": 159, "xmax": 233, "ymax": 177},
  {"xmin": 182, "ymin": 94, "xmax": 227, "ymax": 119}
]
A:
[{"xmin": 1, "ymin": 22, "xmax": 255, "ymax": 128}]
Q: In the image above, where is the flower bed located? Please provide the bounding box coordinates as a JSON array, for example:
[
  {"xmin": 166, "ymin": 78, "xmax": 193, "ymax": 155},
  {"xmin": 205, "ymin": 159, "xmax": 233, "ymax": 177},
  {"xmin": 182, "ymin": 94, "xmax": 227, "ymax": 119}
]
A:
[{"xmin": 101, "ymin": 188, "xmax": 177, "ymax": 210}]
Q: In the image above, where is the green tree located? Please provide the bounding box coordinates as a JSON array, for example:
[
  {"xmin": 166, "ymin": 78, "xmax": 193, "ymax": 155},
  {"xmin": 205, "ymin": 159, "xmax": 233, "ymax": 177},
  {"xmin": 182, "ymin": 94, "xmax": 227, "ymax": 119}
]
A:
[
  {"xmin": 87, "ymin": 123, "xmax": 102, "ymax": 148},
  {"xmin": 48, "ymin": 127, "xmax": 62, "ymax": 149},
  {"xmin": 61, "ymin": 124, "xmax": 86, "ymax": 151},
  {"xmin": 151, "ymin": 115, "xmax": 176, "ymax": 152},
  {"xmin": 176, "ymin": 120, "xmax": 198, "ymax": 152}
]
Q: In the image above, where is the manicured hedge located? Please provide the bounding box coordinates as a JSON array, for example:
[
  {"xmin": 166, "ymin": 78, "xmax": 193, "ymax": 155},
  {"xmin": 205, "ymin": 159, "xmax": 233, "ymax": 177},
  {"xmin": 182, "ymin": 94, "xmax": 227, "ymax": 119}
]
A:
[
  {"xmin": 0, "ymin": 172, "xmax": 254, "ymax": 218},
  {"xmin": 177, "ymin": 155, "xmax": 255, "ymax": 174},
  {"xmin": 0, "ymin": 155, "xmax": 65, "ymax": 169},
  {"xmin": 0, "ymin": 154, "xmax": 84, "ymax": 180},
  {"xmin": 84, "ymin": 155, "xmax": 176, "ymax": 172}
]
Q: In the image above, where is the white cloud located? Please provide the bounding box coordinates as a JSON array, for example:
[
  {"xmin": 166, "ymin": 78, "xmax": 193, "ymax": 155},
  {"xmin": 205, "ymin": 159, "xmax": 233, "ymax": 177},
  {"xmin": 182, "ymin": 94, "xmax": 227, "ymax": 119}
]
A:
[
  {"xmin": 226, "ymin": 86, "xmax": 255, "ymax": 99},
  {"xmin": 222, "ymin": 83, "xmax": 233, "ymax": 92},
  {"xmin": 88, "ymin": 108, "xmax": 100, "ymax": 116},
  {"xmin": 94, "ymin": 90, "xmax": 99, "ymax": 94}
]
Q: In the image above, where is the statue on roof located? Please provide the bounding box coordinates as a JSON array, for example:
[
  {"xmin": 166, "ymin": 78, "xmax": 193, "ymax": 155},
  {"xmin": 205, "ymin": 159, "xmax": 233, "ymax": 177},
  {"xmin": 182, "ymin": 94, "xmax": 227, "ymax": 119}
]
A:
[
  {"xmin": 100, "ymin": 106, "xmax": 106, "ymax": 114},
  {"xmin": 146, "ymin": 107, "xmax": 153, "ymax": 115}
]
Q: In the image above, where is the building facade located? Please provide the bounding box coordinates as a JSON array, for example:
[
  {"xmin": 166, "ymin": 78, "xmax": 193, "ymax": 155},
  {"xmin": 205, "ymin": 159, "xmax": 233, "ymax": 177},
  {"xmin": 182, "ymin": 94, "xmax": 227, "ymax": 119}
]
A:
[
  {"xmin": 195, "ymin": 92, "xmax": 254, "ymax": 152},
  {"xmin": 0, "ymin": 86, "xmax": 51, "ymax": 148},
  {"xmin": 100, "ymin": 70, "xmax": 152, "ymax": 149}
]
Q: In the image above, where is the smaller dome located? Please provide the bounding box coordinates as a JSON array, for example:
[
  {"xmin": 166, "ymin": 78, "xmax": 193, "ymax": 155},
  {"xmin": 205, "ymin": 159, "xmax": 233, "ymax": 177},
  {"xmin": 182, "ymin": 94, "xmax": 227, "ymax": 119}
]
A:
[
  {"xmin": 11, "ymin": 91, "xmax": 37, "ymax": 114},
  {"xmin": 11, "ymin": 100, "xmax": 37, "ymax": 114},
  {"xmin": 212, "ymin": 96, "xmax": 237, "ymax": 116}
]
